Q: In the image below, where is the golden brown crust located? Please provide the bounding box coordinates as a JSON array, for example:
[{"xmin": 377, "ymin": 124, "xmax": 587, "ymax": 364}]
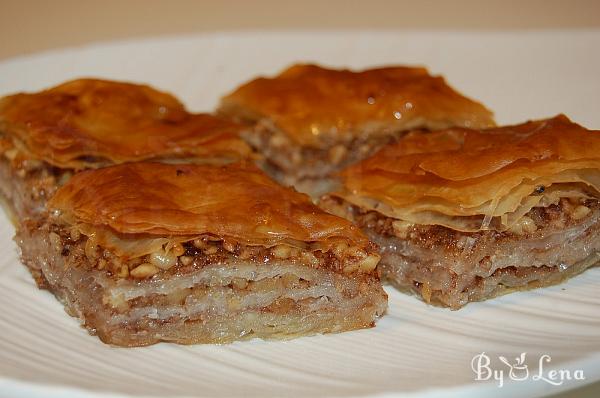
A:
[
  {"xmin": 219, "ymin": 64, "xmax": 495, "ymax": 149},
  {"xmin": 352, "ymin": 114, "xmax": 599, "ymax": 180},
  {"xmin": 48, "ymin": 162, "xmax": 370, "ymax": 249},
  {"xmin": 329, "ymin": 115, "xmax": 600, "ymax": 231},
  {"xmin": 0, "ymin": 79, "xmax": 253, "ymax": 168}
]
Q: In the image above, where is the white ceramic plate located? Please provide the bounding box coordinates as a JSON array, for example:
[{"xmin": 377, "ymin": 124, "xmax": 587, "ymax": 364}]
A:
[{"xmin": 0, "ymin": 31, "xmax": 599, "ymax": 398}]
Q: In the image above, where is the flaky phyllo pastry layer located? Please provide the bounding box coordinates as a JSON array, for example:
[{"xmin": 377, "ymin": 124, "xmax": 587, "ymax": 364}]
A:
[
  {"xmin": 17, "ymin": 162, "xmax": 386, "ymax": 345},
  {"xmin": 0, "ymin": 79, "xmax": 253, "ymax": 220},
  {"xmin": 322, "ymin": 115, "xmax": 600, "ymax": 308},
  {"xmin": 331, "ymin": 115, "xmax": 600, "ymax": 232},
  {"xmin": 0, "ymin": 79, "xmax": 252, "ymax": 168},
  {"xmin": 220, "ymin": 64, "xmax": 495, "ymax": 149}
]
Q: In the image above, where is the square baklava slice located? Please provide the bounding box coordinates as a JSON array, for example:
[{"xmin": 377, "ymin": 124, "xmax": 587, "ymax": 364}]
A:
[
  {"xmin": 321, "ymin": 115, "xmax": 600, "ymax": 309},
  {"xmin": 0, "ymin": 78, "xmax": 253, "ymax": 222},
  {"xmin": 218, "ymin": 64, "xmax": 495, "ymax": 195},
  {"xmin": 16, "ymin": 162, "xmax": 387, "ymax": 346}
]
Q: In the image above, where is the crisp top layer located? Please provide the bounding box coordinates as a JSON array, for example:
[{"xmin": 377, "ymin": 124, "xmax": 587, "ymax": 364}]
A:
[
  {"xmin": 49, "ymin": 162, "xmax": 370, "ymax": 248},
  {"xmin": 219, "ymin": 64, "xmax": 495, "ymax": 148},
  {"xmin": 332, "ymin": 115, "xmax": 600, "ymax": 231},
  {"xmin": 0, "ymin": 79, "xmax": 252, "ymax": 168}
]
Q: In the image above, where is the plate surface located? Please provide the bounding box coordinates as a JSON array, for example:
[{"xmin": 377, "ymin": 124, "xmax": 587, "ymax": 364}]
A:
[{"xmin": 0, "ymin": 31, "xmax": 599, "ymax": 398}]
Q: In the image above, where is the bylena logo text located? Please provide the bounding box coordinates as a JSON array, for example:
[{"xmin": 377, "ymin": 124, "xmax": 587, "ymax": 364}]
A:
[{"xmin": 471, "ymin": 352, "xmax": 585, "ymax": 388}]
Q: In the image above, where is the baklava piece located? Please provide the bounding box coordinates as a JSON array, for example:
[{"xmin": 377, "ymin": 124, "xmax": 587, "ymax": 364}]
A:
[
  {"xmin": 218, "ymin": 64, "xmax": 495, "ymax": 195},
  {"xmin": 0, "ymin": 79, "xmax": 252, "ymax": 222},
  {"xmin": 321, "ymin": 115, "xmax": 600, "ymax": 309},
  {"xmin": 16, "ymin": 162, "xmax": 387, "ymax": 346}
]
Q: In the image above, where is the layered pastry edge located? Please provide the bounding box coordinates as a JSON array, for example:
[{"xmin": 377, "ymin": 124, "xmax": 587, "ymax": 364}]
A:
[{"xmin": 15, "ymin": 162, "xmax": 387, "ymax": 345}]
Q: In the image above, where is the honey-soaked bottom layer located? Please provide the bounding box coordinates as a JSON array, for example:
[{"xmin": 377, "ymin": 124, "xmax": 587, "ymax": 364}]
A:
[
  {"xmin": 321, "ymin": 197, "xmax": 600, "ymax": 309},
  {"xmin": 16, "ymin": 223, "xmax": 387, "ymax": 346}
]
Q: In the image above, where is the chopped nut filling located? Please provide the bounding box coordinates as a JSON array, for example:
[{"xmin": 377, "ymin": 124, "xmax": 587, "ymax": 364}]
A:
[{"xmin": 44, "ymin": 223, "xmax": 379, "ymax": 280}]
